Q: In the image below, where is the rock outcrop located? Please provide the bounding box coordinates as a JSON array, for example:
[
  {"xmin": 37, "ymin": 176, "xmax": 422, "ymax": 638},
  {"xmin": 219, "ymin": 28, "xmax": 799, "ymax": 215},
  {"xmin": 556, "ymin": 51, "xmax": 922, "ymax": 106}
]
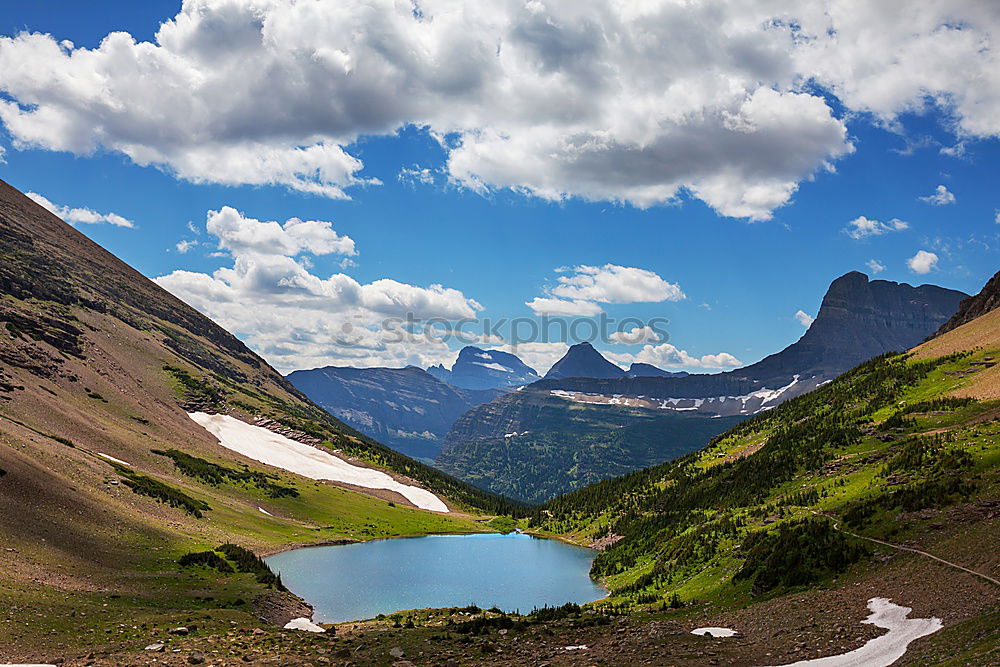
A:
[{"xmin": 933, "ymin": 270, "xmax": 1000, "ymax": 338}]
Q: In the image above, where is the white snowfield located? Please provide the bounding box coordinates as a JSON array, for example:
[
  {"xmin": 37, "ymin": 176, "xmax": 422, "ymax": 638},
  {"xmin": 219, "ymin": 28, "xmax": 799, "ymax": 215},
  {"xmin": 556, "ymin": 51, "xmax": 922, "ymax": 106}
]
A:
[
  {"xmin": 188, "ymin": 412, "xmax": 449, "ymax": 513},
  {"xmin": 284, "ymin": 617, "xmax": 325, "ymax": 633},
  {"xmin": 774, "ymin": 598, "xmax": 942, "ymax": 667}
]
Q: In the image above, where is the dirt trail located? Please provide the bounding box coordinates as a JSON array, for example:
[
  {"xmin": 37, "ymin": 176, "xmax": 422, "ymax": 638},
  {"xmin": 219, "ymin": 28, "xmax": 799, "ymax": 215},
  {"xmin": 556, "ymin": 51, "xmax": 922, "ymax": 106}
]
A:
[{"xmin": 816, "ymin": 511, "xmax": 1000, "ymax": 587}]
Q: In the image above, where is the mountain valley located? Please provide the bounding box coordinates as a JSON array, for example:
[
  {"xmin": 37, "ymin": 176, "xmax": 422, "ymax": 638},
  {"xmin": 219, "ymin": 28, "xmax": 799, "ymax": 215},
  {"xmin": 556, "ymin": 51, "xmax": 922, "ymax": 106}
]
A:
[
  {"xmin": 438, "ymin": 272, "xmax": 967, "ymax": 501},
  {"xmin": 3, "ymin": 4, "xmax": 999, "ymax": 665}
]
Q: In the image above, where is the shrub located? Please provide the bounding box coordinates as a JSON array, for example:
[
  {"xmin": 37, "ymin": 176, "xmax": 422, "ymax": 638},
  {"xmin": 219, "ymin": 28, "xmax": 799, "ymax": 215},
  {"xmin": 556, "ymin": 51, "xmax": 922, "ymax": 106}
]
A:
[
  {"xmin": 112, "ymin": 464, "xmax": 210, "ymax": 518},
  {"xmin": 217, "ymin": 543, "xmax": 286, "ymax": 591},
  {"xmin": 178, "ymin": 550, "xmax": 234, "ymax": 573},
  {"xmin": 152, "ymin": 449, "xmax": 298, "ymax": 498}
]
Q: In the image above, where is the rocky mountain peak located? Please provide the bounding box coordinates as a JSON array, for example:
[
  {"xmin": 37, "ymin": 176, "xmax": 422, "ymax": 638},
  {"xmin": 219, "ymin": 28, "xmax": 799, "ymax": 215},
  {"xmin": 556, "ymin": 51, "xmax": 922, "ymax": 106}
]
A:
[
  {"xmin": 427, "ymin": 346, "xmax": 539, "ymax": 390},
  {"xmin": 544, "ymin": 341, "xmax": 625, "ymax": 379}
]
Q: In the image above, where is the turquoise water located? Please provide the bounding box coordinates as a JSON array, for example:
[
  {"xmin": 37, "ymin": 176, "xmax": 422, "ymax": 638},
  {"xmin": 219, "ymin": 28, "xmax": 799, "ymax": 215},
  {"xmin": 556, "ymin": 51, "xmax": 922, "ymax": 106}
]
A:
[{"xmin": 265, "ymin": 533, "xmax": 606, "ymax": 623}]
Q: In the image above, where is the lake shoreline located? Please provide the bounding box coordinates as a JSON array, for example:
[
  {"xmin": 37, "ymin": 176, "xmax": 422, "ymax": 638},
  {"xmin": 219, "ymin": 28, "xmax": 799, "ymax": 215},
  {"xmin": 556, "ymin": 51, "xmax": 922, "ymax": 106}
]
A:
[
  {"xmin": 267, "ymin": 532, "xmax": 608, "ymax": 624},
  {"xmin": 258, "ymin": 526, "xmax": 499, "ymax": 558}
]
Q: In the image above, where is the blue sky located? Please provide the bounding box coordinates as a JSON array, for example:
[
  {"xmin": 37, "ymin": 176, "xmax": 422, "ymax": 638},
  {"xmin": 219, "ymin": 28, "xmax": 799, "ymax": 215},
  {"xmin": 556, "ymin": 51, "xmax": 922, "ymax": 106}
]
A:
[{"xmin": 0, "ymin": 1, "xmax": 997, "ymax": 374}]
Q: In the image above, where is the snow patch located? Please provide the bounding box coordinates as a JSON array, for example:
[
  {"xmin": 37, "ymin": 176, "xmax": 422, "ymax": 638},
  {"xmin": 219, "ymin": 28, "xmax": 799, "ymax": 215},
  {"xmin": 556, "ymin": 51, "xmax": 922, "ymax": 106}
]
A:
[
  {"xmin": 284, "ymin": 617, "xmax": 325, "ymax": 633},
  {"xmin": 258, "ymin": 507, "xmax": 273, "ymax": 516},
  {"xmin": 551, "ymin": 375, "xmax": 808, "ymax": 416},
  {"xmin": 474, "ymin": 361, "xmax": 513, "ymax": 373},
  {"xmin": 97, "ymin": 452, "xmax": 131, "ymax": 467},
  {"xmin": 691, "ymin": 627, "xmax": 738, "ymax": 637},
  {"xmin": 188, "ymin": 413, "xmax": 449, "ymax": 513},
  {"xmin": 772, "ymin": 598, "xmax": 941, "ymax": 667}
]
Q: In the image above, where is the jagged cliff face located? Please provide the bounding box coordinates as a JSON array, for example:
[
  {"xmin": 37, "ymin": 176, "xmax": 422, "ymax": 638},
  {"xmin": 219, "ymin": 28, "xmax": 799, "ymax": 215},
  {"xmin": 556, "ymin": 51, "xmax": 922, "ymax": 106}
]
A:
[
  {"xmin": 286, "ymin": 365, "xmax": 502, "ymax": 460},
  {"xmin": 440, "ymin": 271, "xmax": 968, "ymax": 501},
  {"xmin": 933, "ymin": 270, "xmax": 1000, "ymax": 338},
  {"xmin": 747, "ymin": 271, "xmax": 968, "ymax": 382}
]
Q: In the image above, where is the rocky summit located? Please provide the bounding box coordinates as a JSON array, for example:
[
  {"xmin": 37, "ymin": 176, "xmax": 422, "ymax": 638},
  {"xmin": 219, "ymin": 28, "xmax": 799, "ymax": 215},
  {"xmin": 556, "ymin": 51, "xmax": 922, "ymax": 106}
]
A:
[
  {"xmin": 626, "ymin": 362, "xmax": 688, "ymax": 378},
  {"xmin": 427, "ymin": 345, "xmax": 540, "ymax": 390},
  {"xmin": 543, "ymin": 341, "xmax": 626, "ymax": 379}
]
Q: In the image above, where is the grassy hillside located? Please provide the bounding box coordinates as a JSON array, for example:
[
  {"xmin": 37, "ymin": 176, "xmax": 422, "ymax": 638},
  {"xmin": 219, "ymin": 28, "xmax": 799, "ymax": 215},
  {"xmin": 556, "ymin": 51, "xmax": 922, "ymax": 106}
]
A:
[{"xmin": 530, "ymin": 313, "xmax": 1000, "ymax": 615}]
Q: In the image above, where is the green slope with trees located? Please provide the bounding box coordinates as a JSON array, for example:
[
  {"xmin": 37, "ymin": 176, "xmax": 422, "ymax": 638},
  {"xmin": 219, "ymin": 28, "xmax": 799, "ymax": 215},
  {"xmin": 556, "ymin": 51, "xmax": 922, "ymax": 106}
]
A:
[{"xmin": 530, "ymin": 344, "xmax": 1000, "ymax": 608}]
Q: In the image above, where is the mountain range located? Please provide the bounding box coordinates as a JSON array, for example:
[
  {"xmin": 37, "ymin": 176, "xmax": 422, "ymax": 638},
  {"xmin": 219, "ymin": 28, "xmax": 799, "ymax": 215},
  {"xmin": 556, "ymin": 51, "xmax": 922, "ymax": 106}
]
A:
[
  {"xmin": 286, "ymin": 365, "xmax": 503, "ymax": 461},
  {"xmin": 286, "ymin": 343, "xmax": 693, "ymax": 466},
  {"xmin": 437, "ymin": 271, "xmax": 968, "ymax": 501},
  {"xmin": 521, "ymin": 277, "xmax": 1000, "ymax": 664}
]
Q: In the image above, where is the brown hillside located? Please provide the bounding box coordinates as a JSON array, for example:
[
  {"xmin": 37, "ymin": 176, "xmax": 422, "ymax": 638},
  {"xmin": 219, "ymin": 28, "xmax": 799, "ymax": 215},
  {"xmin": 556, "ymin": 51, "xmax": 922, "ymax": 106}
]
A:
[
  {"xmin": 0, "ymin": 177, "xmax": 498, "ymax": 624},
  {"xmin": 913, "ymin": 304, "xmax": 1000, "ymax": 400}
]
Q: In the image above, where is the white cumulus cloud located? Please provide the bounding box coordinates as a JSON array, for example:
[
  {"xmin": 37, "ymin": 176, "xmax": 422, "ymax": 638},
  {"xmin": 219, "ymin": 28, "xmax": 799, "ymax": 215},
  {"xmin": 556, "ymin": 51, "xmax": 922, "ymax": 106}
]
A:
[
  {"xmin": 528, "ymin": 264, "xmax": 683, "ymax": 316},
  {"xmin": 845, "ymin": 216, "xmax": 908, "ymax": 240},
  {"xmin": 608, "ymin": 343, "xmax": 742, "ymax": 370},
  {"xmin": 919, "ymin": 184, "xmax": 956, "ymax": 206},
  {"xmin": 524, "ymin": 297, "xmax": 604, "ymax": 317},
  {"xmin": 609, "ymin": 326, "xmax": 662, "ymax": 345},
  {"xmin": 3, "ymin": 3, "xmax": 997, "ymax": 219},
  {"xmin": 552, "ymin": 264, "xmax": 685, "ymax": 304},
  {"xmin": 207, "ymin": 206, "xmax": 356, "ymax": 257},
  {"xmin": 795, "ymin": 310, "xmax": 815, "ymax": 327},
  {"xmin": 906, "ymin": 250, "xmax": 939, "ymax": 275},
  {"xmin": 155, "ymin": 207, "xmax": 481, "ymax": 372},
  {"xmin": 866, "ymin": 259, "xmax": 886, "ymax": 274},
  {"xmin": 26, "ymin": 191, "xmax": 134, "ymax": 228}
]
